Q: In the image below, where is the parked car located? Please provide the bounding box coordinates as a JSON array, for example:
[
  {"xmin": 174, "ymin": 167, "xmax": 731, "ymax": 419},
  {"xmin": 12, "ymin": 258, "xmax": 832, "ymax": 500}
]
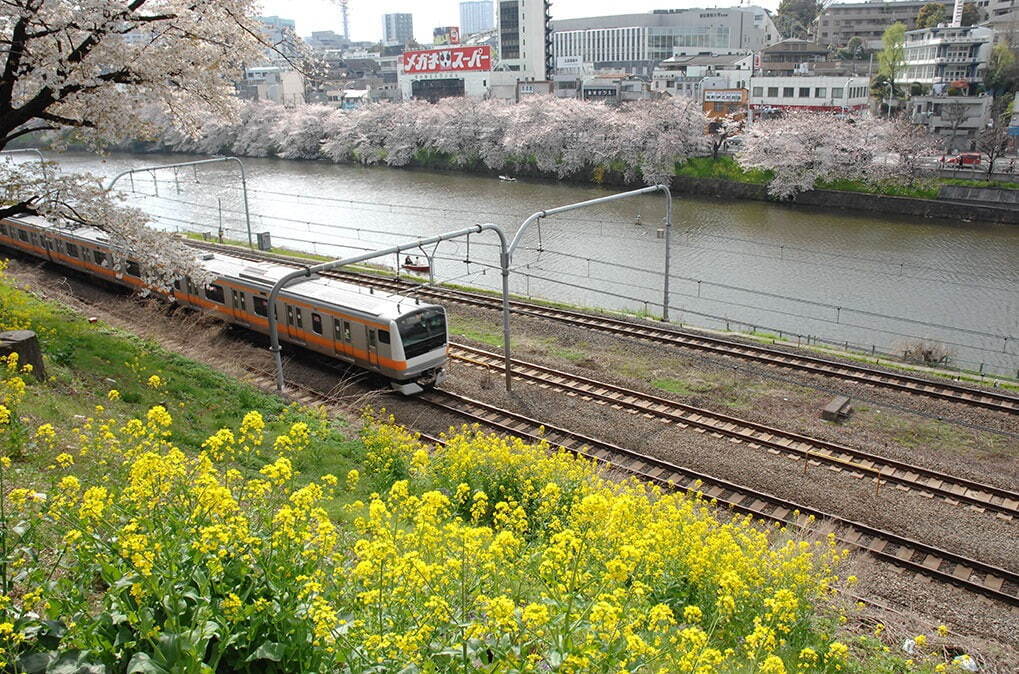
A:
[{"xmin": 941, "ymin": 152, "xmax": 982, "ymax": 166}]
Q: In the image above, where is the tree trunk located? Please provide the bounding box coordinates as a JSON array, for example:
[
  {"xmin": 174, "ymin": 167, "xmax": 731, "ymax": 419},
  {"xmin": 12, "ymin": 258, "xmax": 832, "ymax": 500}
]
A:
[{"xmin": 0, "ymin": 330, "xmax": 46, "ymax": 381}]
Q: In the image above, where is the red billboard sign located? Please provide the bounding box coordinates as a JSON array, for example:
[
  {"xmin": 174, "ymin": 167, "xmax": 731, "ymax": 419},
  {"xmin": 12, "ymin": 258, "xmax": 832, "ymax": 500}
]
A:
[{"xmin": 402, "ymin": 46, "xmax": 492, "ymax": 74}]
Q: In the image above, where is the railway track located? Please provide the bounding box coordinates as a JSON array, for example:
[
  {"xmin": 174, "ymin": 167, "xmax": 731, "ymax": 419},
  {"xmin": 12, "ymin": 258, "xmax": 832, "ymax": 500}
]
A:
[
  {"xmin": 448, "ymin": 343, "xmax": 1019, "ymax": 519},
  {"xmin": 188, "ymin": 240, "xmax": 1019, "ymax": 415},
  {"xmin": 239, "ymin": 363, "xmax": 1019, "ymax": 609}
]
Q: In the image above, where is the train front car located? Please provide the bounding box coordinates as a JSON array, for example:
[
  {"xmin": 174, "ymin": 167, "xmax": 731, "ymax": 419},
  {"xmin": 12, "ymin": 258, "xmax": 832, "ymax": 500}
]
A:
[{"xmin": 386, "ymin": 303, "xmax": 448, "ymax": 394}]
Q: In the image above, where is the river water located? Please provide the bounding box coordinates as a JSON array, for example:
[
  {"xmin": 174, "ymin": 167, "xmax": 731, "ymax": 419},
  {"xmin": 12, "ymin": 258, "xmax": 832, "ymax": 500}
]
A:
[{"xmin": 30, "ymin": 151, "xmax": 1019, "ymax": 377}]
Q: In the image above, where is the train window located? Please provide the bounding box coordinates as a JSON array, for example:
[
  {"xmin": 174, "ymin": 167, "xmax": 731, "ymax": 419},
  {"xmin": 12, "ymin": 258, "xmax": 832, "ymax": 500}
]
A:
[
  {"xmin": 295, "ymin": 308, "xmax": 303, "ymax": 329},
  {"xmin": 368, "ymin": 331, "xmax": 377, "ymax": 348},
  {"xmin": 286, "ymin": 306, "xmax": 293, "ymax": 325},
  {"xmin": 253, "ymin": 297, "xmax": 268, "ymax": 317},
  {"xmin": 126, "ymin": 260, "xmax": 141, "ymax": 277},
  {"xmin": 18, "ymin": 230, "xmax": 28, "ymax": 242},
  {"xmin": 173, "ymin": 279, "xmax": 182, "ymax": 291},
  {"xmin": 311, "ymin": 313, "xmax": 322, "ymax": 335},
  {"xmin": 333, "ymin": 320, "xmax": 343, "ymax": 341},
  {"xmin": 232, "ymin": 290, "xmax": 245, "ymax": 312},
  {"xmin": 343, "ymin": 321, "xmax": 351, "ymax": 342},
  {"xmin": 205, "ymin": 284, "xmax": 225, "ymax": 303},
  {"xmin": 65, "ymin": 243, "xmax": 78, "ymax": 258},
  {"xmin": 93, "ymin": 250, "xmax": 107, "ymax": 265},
  {"xmin": 378, "ymin": 329, "xmax": 390, "ymax": 344}
]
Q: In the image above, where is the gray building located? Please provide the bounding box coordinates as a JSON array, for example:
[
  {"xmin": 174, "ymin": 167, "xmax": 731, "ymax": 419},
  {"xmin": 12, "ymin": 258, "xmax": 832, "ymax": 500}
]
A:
[
  {"xmin": 383, "ymin": 13, "xmax": 414, "ymax": 46},
  {"xmin": 817, "ymin": 1, "xmax": 953, "ymax": 48},
  {"xmin": 551, "ymin": 8, "xmax": 779, "ymax": 76},
  {"xmin": 259, "ymin": 15, "xmax": 299, "ymax": 62},
  {"xmin": 911, "ymin": 95, "xmax": 993, "ymax": 151},
  {"xmin": 498, "ymin": 0, "xmax": 551, "ymax": 80},
  {"xmin": 460, "ymin": 0, "xmax": 495, "ymax": 37}
]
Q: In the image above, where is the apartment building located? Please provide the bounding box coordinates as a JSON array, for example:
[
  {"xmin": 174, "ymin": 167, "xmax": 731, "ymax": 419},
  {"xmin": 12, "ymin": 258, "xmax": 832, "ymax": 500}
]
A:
[
  {"xmin": 749, "ymin": 76, "xmax": 871, "ymax": 112},
  {"xmin": 817, "ymin": 0, "xmax": 953, "ymax": 47}
]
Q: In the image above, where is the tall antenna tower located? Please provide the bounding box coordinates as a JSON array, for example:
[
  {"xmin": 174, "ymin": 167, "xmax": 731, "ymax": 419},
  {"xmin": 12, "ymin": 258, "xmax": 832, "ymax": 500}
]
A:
[{"xmin": 340, "ymin": 0, "xmax": 350, "ymax": 39}]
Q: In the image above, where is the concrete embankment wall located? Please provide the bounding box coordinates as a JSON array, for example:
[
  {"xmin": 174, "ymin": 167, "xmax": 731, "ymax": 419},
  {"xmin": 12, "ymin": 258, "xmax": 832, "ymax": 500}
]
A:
[{"xmin": 669, "ymin": 177, "xmax": 1019, "ymax": 225}]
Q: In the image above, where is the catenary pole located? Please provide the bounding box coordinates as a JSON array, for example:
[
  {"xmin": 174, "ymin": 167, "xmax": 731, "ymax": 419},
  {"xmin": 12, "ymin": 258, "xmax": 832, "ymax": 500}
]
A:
[
  {"xmin": 506, "ymin": 184, "xmax": 673, "ymax": 320},
  {"xmin": 267, "ymin": 223, "xmax": 511, "ymax": 393},
  {"xmin": 107, "ymin": 156, "xmax": 254, "ymax": 248},
  {"xmin": 1, "ymin": 148, "xmax": 48, "ymax": 181}
]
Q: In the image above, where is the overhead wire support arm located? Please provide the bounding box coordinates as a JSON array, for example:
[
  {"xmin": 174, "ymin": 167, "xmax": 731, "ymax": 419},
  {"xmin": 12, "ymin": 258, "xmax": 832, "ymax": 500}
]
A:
[
  {"xmin": 1, "ymin": 148, "xmax": 48, "ymax": 181},
  {"xmin": 506, "ymin": 184, "xmax": 673, "ymax": 320},
  {"xmin": 106, "ymin": 156, "xmax": 254, "ymax": 248}
]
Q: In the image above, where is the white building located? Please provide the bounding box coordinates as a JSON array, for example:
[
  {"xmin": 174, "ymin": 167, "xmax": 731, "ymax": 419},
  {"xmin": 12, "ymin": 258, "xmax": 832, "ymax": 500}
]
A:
[
  {"xmin": 651, "ymin": 52, "xmax": 753, "ymax": 96},
  {"xmin": 552, "ymin": 8, "xmax": 778, "ymax": 77},
  {"xmin": 902, "ymin": 25, "xmax": 993, "ymax": 91},
  {"xmin": 497, "ymin": 0, "xmax": 551, "ymax": 80},
  {"xmin": 238, "ymin": 66, "xmax": 306, "ymax": 106},
  {"xmin": 398, "ymin": 45, "xmax": 495, "ymax": 101},
  {"xmin": 748, "ymin": 76, "xmax": 870, "ymax": 113},
  {"xmin": 460, "ymin": 0, "xmax": 495, "ymax": 37}
]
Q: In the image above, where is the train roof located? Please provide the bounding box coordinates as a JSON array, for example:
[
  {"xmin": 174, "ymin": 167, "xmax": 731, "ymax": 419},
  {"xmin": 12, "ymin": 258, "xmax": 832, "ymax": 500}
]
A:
[
  {"xmin": 5, "ymin": 215, "xmax": 439, "ymax": 322},
  {"xmin": 205, "ymin": 254, "xmax": 436, "ymax": 321}
]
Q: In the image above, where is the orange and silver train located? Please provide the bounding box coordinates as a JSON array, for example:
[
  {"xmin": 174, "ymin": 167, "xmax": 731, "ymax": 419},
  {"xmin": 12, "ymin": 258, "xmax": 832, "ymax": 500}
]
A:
[{"xmin": 0, "ymin": 216, "xmax": 448, "ymax": 394}]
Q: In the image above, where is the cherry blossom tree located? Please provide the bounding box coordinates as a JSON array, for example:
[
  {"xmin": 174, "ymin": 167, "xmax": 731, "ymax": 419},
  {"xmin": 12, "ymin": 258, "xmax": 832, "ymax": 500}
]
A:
[
  {"xmin": 1, "ymin": 0, "xmax": 299, "ymax": 287},
  {"xmin": 737, "ymin": 112, "xmax": 874, "ymax": 198}
]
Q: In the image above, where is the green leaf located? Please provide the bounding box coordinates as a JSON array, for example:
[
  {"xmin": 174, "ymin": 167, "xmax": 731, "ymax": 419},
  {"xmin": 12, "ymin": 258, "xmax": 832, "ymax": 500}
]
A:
[
  {"xmin": 126, "ymin": 652, "xmax": 170, "ymax": 674},
  {"xmin": 15, "ymin": 652, "xmax": 54, "ymax": 674},
  {"xmin": 245, "ymin": 641, "xmax": 284, "ymax": 662}
]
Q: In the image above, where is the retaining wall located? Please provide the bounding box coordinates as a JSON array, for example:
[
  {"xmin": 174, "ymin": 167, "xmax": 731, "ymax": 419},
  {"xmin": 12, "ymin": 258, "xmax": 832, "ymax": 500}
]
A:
[{"xmin": 669, "ymin": 176, "xmax": 1019, "ymax": 225}]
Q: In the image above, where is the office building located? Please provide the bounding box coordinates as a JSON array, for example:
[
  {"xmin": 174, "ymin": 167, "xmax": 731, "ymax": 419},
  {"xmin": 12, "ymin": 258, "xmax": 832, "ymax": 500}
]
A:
[
  {"xmin": 383, "ymin": 13, "xmax": 414, "ymax": 46},
  {"xmin": 460, "ymin": 1, "xmax": 495, "ymax": 37},
  {"xmin": 749, "ymin": 76, "xmax": 871, "ymax": 113}
]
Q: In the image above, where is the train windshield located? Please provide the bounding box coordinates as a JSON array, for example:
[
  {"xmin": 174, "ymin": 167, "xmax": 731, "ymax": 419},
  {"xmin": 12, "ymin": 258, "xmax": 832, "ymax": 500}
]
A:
[{"xmin": 397, "ymin": 308, "xmax": 446, "ymax": 359}]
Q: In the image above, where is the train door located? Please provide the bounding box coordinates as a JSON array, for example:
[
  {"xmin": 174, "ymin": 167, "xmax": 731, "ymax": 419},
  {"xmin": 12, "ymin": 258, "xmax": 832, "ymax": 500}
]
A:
[
  {"xmin": 366, "ymin": 327, "xmax": 379, "ymax": 368},
  {"xmin": 333, "ymin": 319, "xmax": 352, "ymax": 360},
  {"xmin": 231, "ymin": 289, "xmax": 248, "ymax": 326},
  {"xmin": 285, "ymin": 305, "xmax": 305, "ymax": 344}
]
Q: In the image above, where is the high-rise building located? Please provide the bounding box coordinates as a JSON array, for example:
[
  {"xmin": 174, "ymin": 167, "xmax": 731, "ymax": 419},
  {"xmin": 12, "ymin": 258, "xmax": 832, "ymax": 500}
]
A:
[
  {"xmin": 460, "ymin": 1, "xmax": 495, "ymax": 37},
  {"xmin": 498, "ymin": 0, "xmax": 551, "ymax": 80},
  {"xmin": 383, "ymin": 13, "xmax": 414, "ymax": 46}
]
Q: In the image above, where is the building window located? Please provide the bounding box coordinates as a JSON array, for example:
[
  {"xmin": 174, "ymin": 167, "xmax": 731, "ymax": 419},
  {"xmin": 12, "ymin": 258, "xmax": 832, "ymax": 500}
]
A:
[
  {"xmin": 767, "ymin": 86, "xmax": 778, "ymax": 97},
  {"xmin": 832, "ymin": 87, "xmax": 844, "ymax": 98},
  {"xmin": 783, "ymin": 87, "xmax": 794, "ymax": 97},
  {"xmin": 815, "ymin": 87, "xmax": 826, "ymax": 97},
  {"xmin": 753, "ymin": 86, "xmax": 763, "ymax": 97},
  {"xmin": 798, "ymin": 87, "xmax": 810, "ymax": 97}
]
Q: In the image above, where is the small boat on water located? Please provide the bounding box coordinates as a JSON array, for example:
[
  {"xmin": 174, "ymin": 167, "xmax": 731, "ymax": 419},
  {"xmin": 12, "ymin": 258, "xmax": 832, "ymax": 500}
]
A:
[
  {"xmin": 401, "ymin": 256, "xmax": 430, "ymax": 273},
  {"xmin": 498, "ymin": 175, "xmax": 517, "ymax": 182}
]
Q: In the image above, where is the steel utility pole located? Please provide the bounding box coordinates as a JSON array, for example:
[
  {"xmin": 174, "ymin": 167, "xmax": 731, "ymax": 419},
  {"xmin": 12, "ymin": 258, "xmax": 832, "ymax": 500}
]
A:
[{"xmin": 107, "ymin": 156, "xmax": 254, "ymax": 248}]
